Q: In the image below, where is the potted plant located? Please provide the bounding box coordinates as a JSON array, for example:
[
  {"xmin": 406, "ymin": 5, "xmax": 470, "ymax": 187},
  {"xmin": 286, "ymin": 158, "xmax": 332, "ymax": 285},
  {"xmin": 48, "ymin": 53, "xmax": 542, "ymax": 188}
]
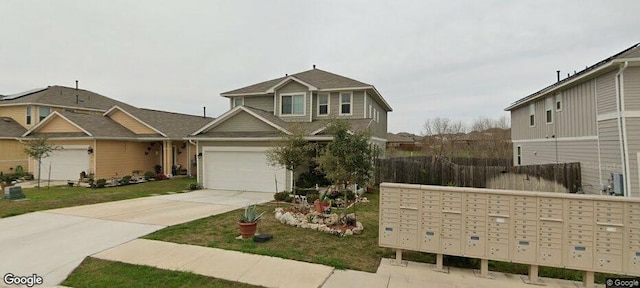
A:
[{"xmin": 238, "ymin": 204, "xmax": 265, "ymax": 239}]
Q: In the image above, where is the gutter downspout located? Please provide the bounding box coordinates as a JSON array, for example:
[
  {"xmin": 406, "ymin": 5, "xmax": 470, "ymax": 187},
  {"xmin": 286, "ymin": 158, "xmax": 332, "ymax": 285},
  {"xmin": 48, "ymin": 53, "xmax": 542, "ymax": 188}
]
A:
[
  {"xmin": 615, "ymin": 61, "xmax": 629, "ymax": 196},
  {"xmin": 594, "ymin": 80, "xmax": 603, "ymax": 195}
]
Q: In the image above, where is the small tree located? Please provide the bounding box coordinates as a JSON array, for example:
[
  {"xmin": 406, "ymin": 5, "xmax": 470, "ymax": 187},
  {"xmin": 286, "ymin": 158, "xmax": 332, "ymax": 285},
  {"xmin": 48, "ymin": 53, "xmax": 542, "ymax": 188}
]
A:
[
  {"xmin": 317, "ymin": 119, "xmax": 374, "ymax": 192},
  {"xmin": 23, "ymin": 137, "xmax": 60, "ymax": 188},
  {"xmin": 266, "ymin": 124, "xmax": 314, "ymax": 196}
]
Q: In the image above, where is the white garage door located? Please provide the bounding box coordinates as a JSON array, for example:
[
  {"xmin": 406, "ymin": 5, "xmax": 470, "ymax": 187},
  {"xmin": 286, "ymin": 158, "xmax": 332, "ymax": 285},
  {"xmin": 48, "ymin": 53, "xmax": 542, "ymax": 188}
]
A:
[
  {"xmin": 203, "ymin": 147, "xmax": 287, "ymax": 193},
  {"xmin": 38, "ymin": 148, "xmax": 90, "ymax": 181}
]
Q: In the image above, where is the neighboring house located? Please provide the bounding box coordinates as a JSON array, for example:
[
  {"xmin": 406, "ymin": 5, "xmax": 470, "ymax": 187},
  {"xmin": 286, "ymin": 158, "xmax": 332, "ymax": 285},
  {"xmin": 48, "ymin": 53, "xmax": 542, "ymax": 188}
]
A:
[
  {"xmin": 189, "ymin": 67, "xmax": 392, "ymax": 193},
  {"xmin": 505, "ymin": 43, "xmax": 640, "ymax": 197},
  {"xmin": 0, "ymin": 86, "xmax": 212, "ymax": 180},
  {"xmin": 386, "ymin": 133, "xmax": 421, "ymax": 151}
]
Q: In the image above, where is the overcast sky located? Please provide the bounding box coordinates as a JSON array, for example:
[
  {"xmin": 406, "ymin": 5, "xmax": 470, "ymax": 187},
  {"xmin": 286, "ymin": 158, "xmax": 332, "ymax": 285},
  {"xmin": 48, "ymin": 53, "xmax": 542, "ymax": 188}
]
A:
[{"xmin": 1, "ymin": 1, "xmax": 638, "ymax": 134}]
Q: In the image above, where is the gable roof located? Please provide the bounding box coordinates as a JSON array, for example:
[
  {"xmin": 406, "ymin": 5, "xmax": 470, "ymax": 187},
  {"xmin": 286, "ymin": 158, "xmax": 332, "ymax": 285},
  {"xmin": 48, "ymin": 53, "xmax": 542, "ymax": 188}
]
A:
[
  {"xmin": 192, "ymin": 106, "xmax": 289, "ymax": 136},
  {"xmin": 0, "ymin": 117, "xmax": 27, "ymax": 138},
  {"xmin": 220, "ymin": 68, "xmax": 393, "ymax": 111},
  {"xmin": 22, "ymin": 111, "xmax": 159, "ymax": 139},
  {"xmin": 0, "ymin": 86, "xmax": 136, "ymax": 111},
  {"xmin": 505, "ymin": 42, "xmax": 640, "ymax": 111}
]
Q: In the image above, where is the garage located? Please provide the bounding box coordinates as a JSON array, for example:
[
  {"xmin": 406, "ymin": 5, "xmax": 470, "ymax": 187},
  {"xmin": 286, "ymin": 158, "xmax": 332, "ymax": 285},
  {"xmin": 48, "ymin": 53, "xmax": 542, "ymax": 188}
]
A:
[
  {"xmin": 38, "ymin": 147, "xmax": 90, "ymax": 181},
  {"xmin": 202, "ymin": 147, "xmax": 287, "ymax": 193}
]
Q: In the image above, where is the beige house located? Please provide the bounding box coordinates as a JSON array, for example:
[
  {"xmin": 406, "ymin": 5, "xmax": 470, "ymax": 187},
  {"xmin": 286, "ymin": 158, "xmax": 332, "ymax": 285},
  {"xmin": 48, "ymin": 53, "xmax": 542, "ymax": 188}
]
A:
[
  {"xmin": 189, "ymin": 67, "xmax": 392, "ymax": 193},
  {"xmin": 505, "ymin": 43, "xmax": 640, "ymax": 197},
  {"xmin": 0, "ymin": 86, "xmax": 211, "ymax": 180}
]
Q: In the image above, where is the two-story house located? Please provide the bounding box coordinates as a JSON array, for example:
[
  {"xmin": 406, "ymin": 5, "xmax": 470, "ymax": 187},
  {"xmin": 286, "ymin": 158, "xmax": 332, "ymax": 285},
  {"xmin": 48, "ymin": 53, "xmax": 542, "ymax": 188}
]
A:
[
  {"xmin": 505, "ymin": 43, "xmax": 640, "ymax": 197},
  {"xmin": 0, "ymin": 85, "xmax": 211, "ymax": 180},
  {"xmin": 189, "ymin": 67, "xmax": 392, "ymax": 192}
]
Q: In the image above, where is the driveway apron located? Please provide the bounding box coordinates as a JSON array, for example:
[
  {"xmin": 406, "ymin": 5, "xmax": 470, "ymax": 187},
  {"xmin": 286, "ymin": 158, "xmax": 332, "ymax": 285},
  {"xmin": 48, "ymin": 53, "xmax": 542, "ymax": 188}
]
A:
[{"xmin": 0, "ymin": 190, "xmax": 272, "ymax": 286}]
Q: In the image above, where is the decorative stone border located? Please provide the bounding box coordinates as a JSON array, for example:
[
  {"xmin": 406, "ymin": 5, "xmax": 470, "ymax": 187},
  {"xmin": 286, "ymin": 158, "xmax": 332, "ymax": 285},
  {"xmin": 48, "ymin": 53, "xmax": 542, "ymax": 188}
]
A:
[{"xmin": 274, "ymin": 208, "xmax": 364, "ymax": 236}]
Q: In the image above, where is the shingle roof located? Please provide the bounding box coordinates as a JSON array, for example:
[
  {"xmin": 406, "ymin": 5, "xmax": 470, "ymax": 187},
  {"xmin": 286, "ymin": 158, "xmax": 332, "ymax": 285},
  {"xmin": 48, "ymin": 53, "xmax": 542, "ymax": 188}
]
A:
[
  {"xmin": 0, "ymin": 86, "xmax": 135, "ymax": 111},
  {"xmin": 124, "ymin": 108, "xmax": 214, "ymax": 138},
  {"xmin": 222, "ymin": 68, "xmax": 371, "ymax": 95},
  {"xmin": 506, "ymin": 42, "xmax": 640, "ymax": 111},
  {"xmin": 0, "ymin": 117, "xmax": 27, "ymax": 138},
  {"xmin": 59, "ymin": 111, "xmax": 151, "ymax": 138}
]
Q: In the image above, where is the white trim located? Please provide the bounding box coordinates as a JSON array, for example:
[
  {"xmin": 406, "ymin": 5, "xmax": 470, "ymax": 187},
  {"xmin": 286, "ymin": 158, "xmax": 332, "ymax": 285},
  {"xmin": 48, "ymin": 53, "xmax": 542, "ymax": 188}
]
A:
[
  {"xmin": 21, "ymin": 111, "xmax": 93, "ymax": 137},
  {"xmin": 339, "ymin": 91, "xmax": 353, "ymax": 116},
  {"xmin": 511, "ymin": 136, "xmax": 598, "ymax": 144},
  {"xmin": 317, "ymin": 92, "xmax": 330, "ymax": 116},
  {"xmin": 279, "ymin": 92, "xmax": 306, "ymax": 116},
  {"xmin": 273, "ymin": 90, "xmax": 277, "ymax": 116},
  {"xmin": 598, "ymin": 110, "xmax": 640, "ymax": 121},
  {"xmin": 545, "ymin": 97, "xmax": 553, "ymax": 124},
  {"xmin": 103, "ymin": 105, "xmax": 167, "ymax": 137},
  {"xmin": 202, "ymin": 146, "xmax": 270, "ymax": 153},
  {"xmin": 370, "ymin": 136, "xmax": 388, "ymax": 143},
  {"xmin": 595, "ymin": 79, "xmax": 603, "ymax": 194},
  {"xmin": 309, "ymin": 93, "xmax": 313, "ymax": 122},
  {"xmin": 363, "ymin": 91, "xmax": 367, "ymax": 118},
  {"xmin": 220, "ymin": 92, "xmax": 267, "ymax": 97},
  {"xmin": 555, "ymin": 93, "xmax": 563, "ymax": 112},
  {"xmin": 189, "ymin": 136, "xmax": 334, "ymax": 142},
  {"xmin": 528, "ymin": 103, "xmax": 536, "ymax": 127},
  {"xmin": 232, "ymin": 97, "xmax": 244, "ymax": 108},
  {"xmin": 505, "ymin": 62, "xmax": 615, "ymax": 111},
  {"xmin": 620, "ymin": 63, "xmax": 631, "ymax": 197},
  {"xmin": 192, "ymin": 106, "xmax": 290, "ymax": 135},
  {"xmin": 266, "ymin": 76, "xmax": 318, "ymax": 93}
]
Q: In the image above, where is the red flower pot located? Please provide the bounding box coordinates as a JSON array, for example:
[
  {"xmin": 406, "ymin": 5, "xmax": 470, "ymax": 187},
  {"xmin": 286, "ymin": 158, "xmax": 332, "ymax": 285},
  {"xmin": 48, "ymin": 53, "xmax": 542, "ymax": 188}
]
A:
[{"xmin": 238, "ymin": 222, "xmax": 257, "ymax": 239}]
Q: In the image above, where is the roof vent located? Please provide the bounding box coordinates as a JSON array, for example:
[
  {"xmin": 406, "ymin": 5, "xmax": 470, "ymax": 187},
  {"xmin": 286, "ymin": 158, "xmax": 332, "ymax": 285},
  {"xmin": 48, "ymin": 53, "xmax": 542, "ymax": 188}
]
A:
[{"xmin": 313, "ymin": 64, "xmax": 316, "ymax": 69}]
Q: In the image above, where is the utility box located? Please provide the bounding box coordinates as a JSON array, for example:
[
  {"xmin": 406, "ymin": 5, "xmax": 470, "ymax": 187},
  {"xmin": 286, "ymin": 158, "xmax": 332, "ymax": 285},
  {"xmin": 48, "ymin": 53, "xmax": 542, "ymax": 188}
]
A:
[{"xmin": 612, "ymin": 173, "xmax": 624, "ymax": 196}]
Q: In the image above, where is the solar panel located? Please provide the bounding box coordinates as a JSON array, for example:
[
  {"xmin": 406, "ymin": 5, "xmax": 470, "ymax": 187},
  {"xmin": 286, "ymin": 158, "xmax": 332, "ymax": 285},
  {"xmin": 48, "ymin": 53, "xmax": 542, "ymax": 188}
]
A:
[{"xmin": 1, "ymin": 87, "xmax": 47, "ymax": 100}]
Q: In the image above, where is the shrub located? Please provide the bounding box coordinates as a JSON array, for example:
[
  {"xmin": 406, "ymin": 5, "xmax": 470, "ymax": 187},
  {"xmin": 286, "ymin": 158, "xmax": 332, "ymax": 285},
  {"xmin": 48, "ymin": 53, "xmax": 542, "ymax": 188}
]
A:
[
  {"xmin": 144, "ymin": 171, "xmax": 155, "ymax": 180},
  {"xmin": 189, "ymin": 183, "xmax": 202, "ymax": 191},
  {"xmin": 95, "ymin": 179, "xmax": 107, "ymax": 188},
  {"xmin": 274, "ymin": 191, "xmax": 292, "ymax": 202},
  {"xmin": 120, "ymin": 175, "xmax": 132, "ymax": 185},
  {"xmin": 14, "ymin": 165, "xmax": 24, "ymax": 176},
  {"xmin": 306, "ymin": 191, "xmax": 320, "ymax": 204},
  {"xmin": 155, "ymin": 173, "xmax": 168, "ymax": 180}
]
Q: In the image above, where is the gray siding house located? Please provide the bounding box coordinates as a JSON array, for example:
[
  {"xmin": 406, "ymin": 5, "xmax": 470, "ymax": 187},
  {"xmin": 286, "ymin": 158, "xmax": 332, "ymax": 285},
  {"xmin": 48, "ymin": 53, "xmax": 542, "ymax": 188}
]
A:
[
  {"xmin": 505, "ymin": 43, "xmax": 640, "ymax": 197},
  {"xmin": 189, "ymin": 67, "xmax": 392, "ymax": 192}
]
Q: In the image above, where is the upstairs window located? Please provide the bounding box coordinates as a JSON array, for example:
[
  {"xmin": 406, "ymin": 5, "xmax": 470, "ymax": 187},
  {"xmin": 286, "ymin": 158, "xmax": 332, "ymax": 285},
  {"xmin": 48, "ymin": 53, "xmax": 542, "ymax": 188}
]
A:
[
  {"xmin": 556, "ymin": 93, "xmax": 562, "ymax": 111},
  {"xmin": 517, "ymin": 146, "xmax": 522, "ymax": 165},
  {"xmin": 318, "ymin": 93, "xmax": 329, "ymax": 115},
  {"xmin": 26, "ymin": 106, "xmax": 32, "ymax": 125},
  {"xmin": 545, "ymin": 98, "xmax": 553, "ymax": 124},
  {"xmin": 39, "ymin": 106, "xmax": 51, "ymax": 121},
  {"xmin": 281, "ymin": 94, "xmax": 305, "ymax": 115},
  {"xmin": 340, "ymin": 92, "xmax": 352, "ymax": 115},
  {"xmin": 529, "ymin": 104, "xmax": 535, "ymax": 127},
  {"xmin": 368, "ymin": 105, "xmax": 372, "ymax": 119},
  {"xmin": 376, "ymin": 110, "xmax": 380, "ymax": 122},
  {"xmin": 233, "ymin": 97, "xmax": 243, "ymax": 108}
]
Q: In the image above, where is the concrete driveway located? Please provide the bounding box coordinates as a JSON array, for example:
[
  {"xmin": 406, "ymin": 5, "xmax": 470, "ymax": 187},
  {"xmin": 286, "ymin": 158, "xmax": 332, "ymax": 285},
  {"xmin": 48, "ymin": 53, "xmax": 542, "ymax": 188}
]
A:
[{"xmin": 0, "ymin": 190, "xmax": 273, "ymax": 286}]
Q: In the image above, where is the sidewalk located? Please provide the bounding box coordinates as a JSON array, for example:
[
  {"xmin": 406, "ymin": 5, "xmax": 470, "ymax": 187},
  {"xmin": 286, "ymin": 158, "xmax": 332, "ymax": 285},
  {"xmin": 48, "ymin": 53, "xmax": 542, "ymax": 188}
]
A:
[{"xmin": 93, "ymin": 239, "xmax": 603, "ymax": 288}]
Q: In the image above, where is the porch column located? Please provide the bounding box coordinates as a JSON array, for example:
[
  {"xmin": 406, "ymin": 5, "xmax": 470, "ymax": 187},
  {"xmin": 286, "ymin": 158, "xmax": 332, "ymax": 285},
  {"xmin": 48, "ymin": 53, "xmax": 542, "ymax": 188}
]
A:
[{"xmin": 163, "ymin": 140, "xmax": 172, "ymax": 176}]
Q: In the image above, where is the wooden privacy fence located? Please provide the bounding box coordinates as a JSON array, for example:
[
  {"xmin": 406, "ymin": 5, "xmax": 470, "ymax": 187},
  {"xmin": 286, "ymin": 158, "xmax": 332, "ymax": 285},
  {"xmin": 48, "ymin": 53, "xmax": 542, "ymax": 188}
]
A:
[
  {"xmin": 379, "ymin": 183, "xmax": 640, "ymax": 288},
  {"xmin": 376, "ymin": 156, "xmax": 581, "ymax": 193}
]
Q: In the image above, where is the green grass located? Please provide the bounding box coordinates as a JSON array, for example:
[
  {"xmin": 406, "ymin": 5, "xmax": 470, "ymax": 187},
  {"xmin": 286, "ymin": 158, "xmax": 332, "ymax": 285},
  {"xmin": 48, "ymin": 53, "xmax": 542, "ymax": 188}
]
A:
[
  {"xmin": 62, "ymin": 257, "xmax": 263, "ymax": 288},
  {"xmin": 0, "ymin": 177, "xmax": 195, "ymax": 218},
  {"xmin": 144, "ymin": 190, "xmax": 626, "ymax": 284},
  {"xmin": 145, "ymin": 191, "xmax": 430, "ymax": 272}
]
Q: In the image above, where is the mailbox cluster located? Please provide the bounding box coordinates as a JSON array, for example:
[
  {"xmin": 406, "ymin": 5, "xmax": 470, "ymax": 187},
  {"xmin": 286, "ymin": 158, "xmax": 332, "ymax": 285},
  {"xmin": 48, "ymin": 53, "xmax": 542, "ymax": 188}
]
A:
[{"xmin": 379, "ymin": 183, "xmax": 640, "ymax": 277}]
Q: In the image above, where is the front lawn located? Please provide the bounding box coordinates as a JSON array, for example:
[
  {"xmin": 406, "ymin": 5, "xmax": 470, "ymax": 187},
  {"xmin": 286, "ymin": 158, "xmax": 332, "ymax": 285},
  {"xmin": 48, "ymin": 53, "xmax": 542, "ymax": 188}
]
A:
[
  {"xmin": 0, "ymin": 177, "xmax": 195, "ymax": 218},
  {"xmin": 63, "ymin": 257, "xmax": 263, "ymax": 288},
  {"xmin": 144, "ymin": 190, "xmax": 622, "ymax": 284},
  {"xmin": 145, "ymin": 192, "xmax": 431, "ymax": 272}
]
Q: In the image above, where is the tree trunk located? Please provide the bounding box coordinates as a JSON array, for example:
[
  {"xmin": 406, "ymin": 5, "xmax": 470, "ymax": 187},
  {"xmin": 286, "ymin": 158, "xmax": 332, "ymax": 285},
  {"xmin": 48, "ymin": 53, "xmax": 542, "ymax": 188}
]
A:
[{"xmin": 37, "ymin": 158, "xmax": 42, "ymax": 188}]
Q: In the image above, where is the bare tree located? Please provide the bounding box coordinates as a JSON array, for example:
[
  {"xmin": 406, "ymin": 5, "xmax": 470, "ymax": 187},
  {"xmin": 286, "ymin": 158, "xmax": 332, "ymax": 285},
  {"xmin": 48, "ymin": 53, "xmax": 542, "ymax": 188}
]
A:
[
  {"xmin": 422, "ymin": 117, "xmax": 467, "ymax": 157},
  {"xmin": 469, "ymin": 115, "xmax": 511, "ymax": 158}
]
